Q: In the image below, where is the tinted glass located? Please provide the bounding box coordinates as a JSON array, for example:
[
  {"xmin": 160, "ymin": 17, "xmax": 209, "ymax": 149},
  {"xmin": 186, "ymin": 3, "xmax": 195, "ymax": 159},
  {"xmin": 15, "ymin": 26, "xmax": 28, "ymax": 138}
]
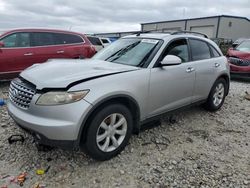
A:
[
  {"xmin": 190, "ymin": 39, "xmax": 211, "ymax": 61},
  {"xmin": 101, "ymin": 39, "xmax": 109, "ymax": 43},
  {"xmin": 165, "ymin": 39, "xmax": 189, "ymax": 62},
  {"xmin": 210, "ymin": 45, "xmax": 220, "ymax": 57},
  {"xmin": 54, "ymin": 33, "xmax": 83, "ymax": 44},
  {"xmin": 31, "ymin": 32, "xmax": 55, "ymax": 46},
  {"xmin": 17, "ymin": 33, "xmax": 30, "ymax": 47},
  {"xmin": 88, "ymin": 36, "xmax": 102, "ymax": 45},
  {"xmin": 93, "ymin": 38, "xmax": 159, "ymax": 67},
  {"xmin": 1, "ymin": 34, "xmax": 17, "ymax": 47}
]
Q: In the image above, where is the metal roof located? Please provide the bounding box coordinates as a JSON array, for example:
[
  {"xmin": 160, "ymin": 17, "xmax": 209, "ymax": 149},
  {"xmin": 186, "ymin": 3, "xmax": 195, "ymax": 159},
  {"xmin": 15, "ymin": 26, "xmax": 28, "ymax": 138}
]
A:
[{"xmin": 141, "ymin": 15, "xmax": 250, "ymax": 25}]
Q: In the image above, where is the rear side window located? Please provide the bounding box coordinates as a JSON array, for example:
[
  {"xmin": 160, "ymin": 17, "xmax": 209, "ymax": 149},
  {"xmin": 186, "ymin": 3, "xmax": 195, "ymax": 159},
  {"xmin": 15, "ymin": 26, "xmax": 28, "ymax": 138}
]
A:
[
  {"xmin": 53, "ymin": 33, "xmax": 83, "ymax": 45},
  {"xmin": 210, "ymin": 45, "xmax": 221, "ymax": 57},
  {"xmin": 189, "ymin": 39, "xmax": 211, "ymax": 61},
  {"xmin": 31, "ymin": 32, "xmax": 55, "ymax": 46},
  {"xmin": 87, "ymin": 36, "xmax": 102, "ymax": 45}
]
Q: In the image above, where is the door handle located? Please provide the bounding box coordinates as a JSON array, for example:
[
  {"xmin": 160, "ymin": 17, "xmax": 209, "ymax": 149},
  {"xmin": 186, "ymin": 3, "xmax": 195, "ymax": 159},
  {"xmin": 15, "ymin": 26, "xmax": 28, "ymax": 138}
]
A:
[
  {"xmin": 57, "ymin": 50, "xmax": 64, "ymax": 54},
  {"xmin": 186, "ymin": 67, "xmax": 195, "ymax": 73},
  {"xmin": 24, "ymin": 52, "xmax": 33, "ymax": 56},
  {"xmin": 215, "ymin": 63, "xmax": 220, "ymax": 68}
]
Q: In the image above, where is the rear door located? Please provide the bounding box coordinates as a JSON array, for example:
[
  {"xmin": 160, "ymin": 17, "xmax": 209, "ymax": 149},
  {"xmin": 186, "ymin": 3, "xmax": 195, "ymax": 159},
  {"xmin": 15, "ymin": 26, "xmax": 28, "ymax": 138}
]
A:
[
  {"xmin": 30, "ymin": 32, "xmax": 65, "ymax": 63},
  {"xmin": 0, "ymin": 32, "xmax": 34, "ymax": 76},
  {"xmin": 147, "ymin": 38, "xmax": 196, "ymax": 117},
  {"xmin": 188, "ymin": 38, "xmax": 219, "ymax": 102}
]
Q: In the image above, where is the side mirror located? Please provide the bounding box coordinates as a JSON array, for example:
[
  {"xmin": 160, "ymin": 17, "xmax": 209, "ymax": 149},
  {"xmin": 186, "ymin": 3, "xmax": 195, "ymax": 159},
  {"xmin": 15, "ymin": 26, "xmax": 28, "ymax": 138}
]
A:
[
  {"xmin": 160, "ymin": 55, "xmax": 182, "ymax": 66},
  {"xmin": 0, "ymin": 41, "xmax": 4, "ymax": 48}
]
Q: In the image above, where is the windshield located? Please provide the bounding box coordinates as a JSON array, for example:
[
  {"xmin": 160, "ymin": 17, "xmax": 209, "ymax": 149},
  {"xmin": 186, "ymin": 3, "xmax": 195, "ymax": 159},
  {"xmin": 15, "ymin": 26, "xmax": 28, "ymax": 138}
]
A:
[
  {"xmin": 93, "ymin": 38, "xmax": 159, "ymax": 67},
  {"xmin": 236, "ymin": 40, "xmax": 250, "ymax": 52}
]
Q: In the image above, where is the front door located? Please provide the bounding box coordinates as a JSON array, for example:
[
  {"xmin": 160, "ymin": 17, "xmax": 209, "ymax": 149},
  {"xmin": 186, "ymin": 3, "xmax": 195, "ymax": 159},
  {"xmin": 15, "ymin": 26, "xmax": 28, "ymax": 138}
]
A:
[{"xmin": 147, "ymin": 39, "xmax": 196, "ymax": 117}]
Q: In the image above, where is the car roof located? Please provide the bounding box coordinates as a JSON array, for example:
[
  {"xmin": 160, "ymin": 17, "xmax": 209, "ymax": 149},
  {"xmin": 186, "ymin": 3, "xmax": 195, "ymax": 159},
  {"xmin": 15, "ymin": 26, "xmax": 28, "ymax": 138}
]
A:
[
  {"xmin": 0, "ymin": 28, "xmax": 86, "ymax": 37},
  {"xmin": 123, "ymin": 32, "xmax": 210, "ymax": 42}
]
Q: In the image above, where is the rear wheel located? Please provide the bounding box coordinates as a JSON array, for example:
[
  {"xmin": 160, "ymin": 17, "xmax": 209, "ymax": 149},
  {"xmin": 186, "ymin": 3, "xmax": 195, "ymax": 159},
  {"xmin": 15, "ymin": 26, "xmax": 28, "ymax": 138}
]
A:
[
  {"xmin": 83, "ymin": 104, "xmax": 133, "ymax": 161},
  {"xmin": 204, "ymin": 78, "xmax": 227, "ymax": 111}
]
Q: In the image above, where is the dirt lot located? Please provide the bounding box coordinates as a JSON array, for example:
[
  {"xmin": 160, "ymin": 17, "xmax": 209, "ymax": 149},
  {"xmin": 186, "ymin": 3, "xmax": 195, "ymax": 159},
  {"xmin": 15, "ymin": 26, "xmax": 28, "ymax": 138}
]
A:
[{"xmin": 0, "ymin": 80, "xmax": 249, "ymax": 188}]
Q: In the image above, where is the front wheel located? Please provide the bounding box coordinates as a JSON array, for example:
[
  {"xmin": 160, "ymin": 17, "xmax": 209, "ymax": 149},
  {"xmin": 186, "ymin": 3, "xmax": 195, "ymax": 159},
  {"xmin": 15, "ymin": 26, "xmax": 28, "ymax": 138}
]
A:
[
  {"xmin": 204, "ymin": 78, "xmax": 227, "ymax": 111},
  {"xmin": 83, "ymin": 104, "xmax": 133, "ymax": 161}
]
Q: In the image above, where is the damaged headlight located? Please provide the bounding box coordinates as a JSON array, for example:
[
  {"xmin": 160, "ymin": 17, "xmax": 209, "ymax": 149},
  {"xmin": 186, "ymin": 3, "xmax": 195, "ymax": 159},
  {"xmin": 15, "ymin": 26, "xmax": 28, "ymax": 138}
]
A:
[{"xmin": 36, "ymin": 90, "xmax": 89, "ymax": 105}]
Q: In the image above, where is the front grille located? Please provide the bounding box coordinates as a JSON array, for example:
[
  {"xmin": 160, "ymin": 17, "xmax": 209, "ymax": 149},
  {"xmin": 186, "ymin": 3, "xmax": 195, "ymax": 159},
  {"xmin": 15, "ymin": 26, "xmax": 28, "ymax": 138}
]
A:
[
  {"xmin": 9, "ymin": 79, "xmax": 36, "ymax": 109},
  {"xmin": 228, "ymin": 57, "xmax": 250, "ymax": 66}
]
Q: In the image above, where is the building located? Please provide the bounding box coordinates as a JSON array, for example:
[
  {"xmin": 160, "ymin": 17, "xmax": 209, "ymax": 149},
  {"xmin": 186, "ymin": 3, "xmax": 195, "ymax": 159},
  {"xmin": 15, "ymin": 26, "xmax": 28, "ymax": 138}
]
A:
[{"xmin": 141, "ymin": 15, "xmax": 250, "ymax": 41}]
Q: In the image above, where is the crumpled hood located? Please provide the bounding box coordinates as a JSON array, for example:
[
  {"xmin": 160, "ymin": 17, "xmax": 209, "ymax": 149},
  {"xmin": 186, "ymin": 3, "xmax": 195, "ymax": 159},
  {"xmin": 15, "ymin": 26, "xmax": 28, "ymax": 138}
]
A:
[
  {"xmin": 228, "ymin": 49, "xmax": 250, "ymax": 60},
  {"xmin": 20, "ymin": 59, "xmax": 139, "ymax": 90}
]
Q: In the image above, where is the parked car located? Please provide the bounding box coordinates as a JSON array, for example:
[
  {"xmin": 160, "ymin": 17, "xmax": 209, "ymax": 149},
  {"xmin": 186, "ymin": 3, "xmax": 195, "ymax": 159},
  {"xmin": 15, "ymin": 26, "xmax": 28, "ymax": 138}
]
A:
[
  {"xmin": 227, "ymin": 39, "xmax": 250, "ymax": 77},
  {"xmin": 232, "ymin": 38, "xmax": 247, "ymax": 48},
  {"xmin": 0, "ymin": 29, "xmax": 96, "ymax": 80},
  {"xmin": 100, "ymin": 37, "xmax": 112, "ymax": 47},
  {"xmin": 87, "ymin": 36, "xmax": 104, "ymax": 52},
  {"xmin": 8, "ymin": 32, "xmax": 230, "ymax": 160}
]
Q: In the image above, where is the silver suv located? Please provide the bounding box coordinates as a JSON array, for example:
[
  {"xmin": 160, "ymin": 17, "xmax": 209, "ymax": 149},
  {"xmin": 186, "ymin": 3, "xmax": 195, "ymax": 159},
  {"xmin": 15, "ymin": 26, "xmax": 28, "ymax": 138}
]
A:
[{"xmin": 7, "ymin": 32, "xmax": 230, "ymax": 160}]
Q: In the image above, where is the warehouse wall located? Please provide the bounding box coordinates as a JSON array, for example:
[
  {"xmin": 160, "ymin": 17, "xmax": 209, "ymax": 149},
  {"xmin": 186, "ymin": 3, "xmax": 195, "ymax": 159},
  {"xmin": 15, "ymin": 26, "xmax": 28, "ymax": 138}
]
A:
[
  {"xmin": 218, "ymin": 17, "xmax": 250, "ymax": 41},
  {"xmin": 141, "ymin": 21, "xmax": 186, "ymax": 32},
  {"xmin": 186, "ymin": 17, "xmax": 218, "ymax": 38}
]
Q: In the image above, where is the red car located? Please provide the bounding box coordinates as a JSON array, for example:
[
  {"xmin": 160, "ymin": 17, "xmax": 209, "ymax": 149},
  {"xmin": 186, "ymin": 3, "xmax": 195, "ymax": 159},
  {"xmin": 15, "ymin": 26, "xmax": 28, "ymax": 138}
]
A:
[
  {"xmin": 227, "ymin": 39, "xmax": 250, "ymax": 77},
  {"xmin": 0, "ymin": 29, "xmax": 96, "ymax": 80}
]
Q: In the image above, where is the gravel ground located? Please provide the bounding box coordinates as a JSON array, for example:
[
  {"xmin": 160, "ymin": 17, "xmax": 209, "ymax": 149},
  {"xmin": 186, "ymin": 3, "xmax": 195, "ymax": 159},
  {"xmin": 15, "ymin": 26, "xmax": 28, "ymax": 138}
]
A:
[{"xmin": 0, "ymin": 80, "xmax": 249, "ymax": 188}]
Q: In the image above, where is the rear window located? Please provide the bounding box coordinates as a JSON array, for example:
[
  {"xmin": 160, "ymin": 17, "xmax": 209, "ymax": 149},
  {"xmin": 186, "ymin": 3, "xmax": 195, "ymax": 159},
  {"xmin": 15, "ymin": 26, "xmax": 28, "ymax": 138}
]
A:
[
  {"xmin": 189, "ymin": 39, "xmax": 211, "ymax": 61},
  {"xmin": 87, "ymin": 36, "xmax": 102, "ymax": 45}
]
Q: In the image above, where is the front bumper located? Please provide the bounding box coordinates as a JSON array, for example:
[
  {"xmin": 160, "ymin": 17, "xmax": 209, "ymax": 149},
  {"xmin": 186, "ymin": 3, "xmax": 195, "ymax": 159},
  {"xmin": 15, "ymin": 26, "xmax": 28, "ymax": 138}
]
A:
[
  {"xmin": 7, "ymin": 95, "xmax": 92, "ymax": 149},
  {"xmin": 229, "ymin": 63, "xmax": 250, "ymax": 77}
]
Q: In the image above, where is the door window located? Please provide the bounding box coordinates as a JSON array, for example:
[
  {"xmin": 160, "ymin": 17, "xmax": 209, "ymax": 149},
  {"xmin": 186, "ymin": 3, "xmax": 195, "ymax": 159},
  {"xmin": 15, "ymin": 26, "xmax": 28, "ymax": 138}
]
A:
[
  {"xmin": 189, "ymin": 39, "xmax": 211, "ymax": 61},
  {"xmin": 1, "ymin": 34, "xmax": 17, "ymax": 47},
  {"xmin": 17, "ymin": 33, "xmax": 30, "ymax": 47},
  {"xmin": 163, "ymin": 39, "xmax": 189, "ymax": 63},
  {"xmin": 31, "ymin": 32, "xmax": 55, "ymax": 46}
]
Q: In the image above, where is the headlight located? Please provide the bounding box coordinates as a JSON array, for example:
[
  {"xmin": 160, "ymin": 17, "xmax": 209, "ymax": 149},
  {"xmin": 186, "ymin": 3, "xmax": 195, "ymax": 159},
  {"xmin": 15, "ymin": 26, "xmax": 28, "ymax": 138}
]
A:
[{"xmin": 36, "ymin": 90, "xmax": 89, "ymax": 105}]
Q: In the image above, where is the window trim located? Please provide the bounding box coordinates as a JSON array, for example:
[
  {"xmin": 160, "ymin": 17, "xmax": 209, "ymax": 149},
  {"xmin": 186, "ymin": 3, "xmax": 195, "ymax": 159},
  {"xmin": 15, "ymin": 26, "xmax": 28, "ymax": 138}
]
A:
[
  {"xmin": 0, "ymin": 31, "xmax": 85, "ymax": 49},
  {"xmin": 153, "ymin": 37, "xmax": 191, "ymax": 67}
]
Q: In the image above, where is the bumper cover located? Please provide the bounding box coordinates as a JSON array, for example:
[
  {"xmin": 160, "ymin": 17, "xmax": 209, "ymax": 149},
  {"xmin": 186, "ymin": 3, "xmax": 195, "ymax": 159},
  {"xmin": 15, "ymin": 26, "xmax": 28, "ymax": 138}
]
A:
[{"xmin": 7, "ymin": 97, "xmax": 92, "ymax": 149}]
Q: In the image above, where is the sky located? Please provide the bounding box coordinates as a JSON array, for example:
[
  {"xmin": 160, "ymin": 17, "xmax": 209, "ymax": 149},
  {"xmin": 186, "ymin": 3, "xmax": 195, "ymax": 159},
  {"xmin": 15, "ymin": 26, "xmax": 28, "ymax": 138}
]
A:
[{"xmin": 0, "ymin": 0, "xmax": 249, "ymax": 34}]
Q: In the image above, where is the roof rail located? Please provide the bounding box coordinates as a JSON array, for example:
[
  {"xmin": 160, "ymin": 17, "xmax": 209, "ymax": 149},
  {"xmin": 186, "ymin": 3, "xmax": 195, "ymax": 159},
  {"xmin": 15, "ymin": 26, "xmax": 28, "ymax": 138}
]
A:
[{"xmin": 171, "ymin": 31, "xmax": 208, "ymax": 38}]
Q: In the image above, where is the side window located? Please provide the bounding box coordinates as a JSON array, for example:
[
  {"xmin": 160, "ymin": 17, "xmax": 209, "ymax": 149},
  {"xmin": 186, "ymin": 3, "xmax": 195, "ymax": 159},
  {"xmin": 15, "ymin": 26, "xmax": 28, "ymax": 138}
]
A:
[
  {"xmin": 53, "ymin": 33, "xmax": 83, "ymax": 45},
  {"xmin": 210, "ymin": 45, "xmax": 221, "ymax": 57},
  {"xmin": 189, "ymin": 39, "xmax": 211, "ymax": 61},
  {"xmin": 31, "ymin": 32, "xmax": 55, "ymax": 46},
  {"xmin": 1, "ymin": 33, "xmax": 17, "ymax": 47},
  {"xmin": 17, "ymin": 33, "xmax": 30, "ymax": 47},
  {"xmin": 164, "ymin": 39, "xmax": 189, "ymax": 62}
]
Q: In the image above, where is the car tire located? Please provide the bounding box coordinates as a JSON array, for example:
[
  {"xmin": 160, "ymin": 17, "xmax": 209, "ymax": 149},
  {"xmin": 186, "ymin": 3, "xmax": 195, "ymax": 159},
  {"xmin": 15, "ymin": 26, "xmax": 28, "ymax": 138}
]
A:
[
  {"xmin": 204, "ymin": 78, "xmax": 227, "ymax": 111},
  {"xmin": 83, "ymin": 104, "xmax": 133, "ymax": 161}
]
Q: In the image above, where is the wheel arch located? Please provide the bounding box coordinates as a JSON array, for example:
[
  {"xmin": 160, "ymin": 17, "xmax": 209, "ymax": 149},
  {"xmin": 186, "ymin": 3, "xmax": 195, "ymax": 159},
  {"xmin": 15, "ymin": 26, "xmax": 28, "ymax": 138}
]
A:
[
  {"xmin": 77, "ymin": 94, "xmax": 141, "ymax": 146},
  {"xmin": 216, "ymin": 73, "xmax": 230, "ymax": 95}
]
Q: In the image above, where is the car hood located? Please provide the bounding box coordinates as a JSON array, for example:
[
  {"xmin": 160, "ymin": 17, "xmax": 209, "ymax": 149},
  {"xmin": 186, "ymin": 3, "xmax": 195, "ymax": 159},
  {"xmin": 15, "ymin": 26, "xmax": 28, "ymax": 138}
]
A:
[
  {"xmin": 227, "ymin": 49, "xmax": 250, "ymax": 60},
  {"xmin": 20, "ymin": 59, "xmax": 140, "ymax": 90}
]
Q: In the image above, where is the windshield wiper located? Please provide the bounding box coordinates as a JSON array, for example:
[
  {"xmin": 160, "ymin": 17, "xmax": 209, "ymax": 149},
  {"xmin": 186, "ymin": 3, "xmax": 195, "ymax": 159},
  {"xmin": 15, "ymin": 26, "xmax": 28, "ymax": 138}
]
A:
[{"xmin": 105, "ymin": 41, "xmax": 140, "ymax": 62}]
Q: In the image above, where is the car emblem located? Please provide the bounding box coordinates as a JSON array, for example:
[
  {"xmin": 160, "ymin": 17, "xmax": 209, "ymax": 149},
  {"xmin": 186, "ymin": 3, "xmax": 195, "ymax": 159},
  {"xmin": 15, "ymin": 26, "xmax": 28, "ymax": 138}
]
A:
[{"xmin": 12, "ymin": 89, "xmax": 19, "ymax": 97}]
